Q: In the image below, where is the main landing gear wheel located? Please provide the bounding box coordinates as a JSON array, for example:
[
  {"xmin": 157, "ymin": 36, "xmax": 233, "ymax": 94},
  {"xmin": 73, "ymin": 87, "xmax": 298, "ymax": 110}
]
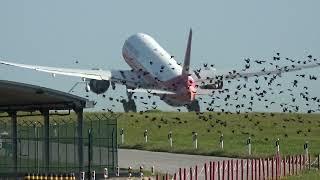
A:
[
  {"xmin": 121, "ymin": 99, "xmax": 137, "ymax": 113},
  {"xmin": 187, "ymin": 100, "xmax": 200, "ymax": 112},
  {"xmin": 121, "ymin": 91, "xmax": 137, "ymax": 112}
]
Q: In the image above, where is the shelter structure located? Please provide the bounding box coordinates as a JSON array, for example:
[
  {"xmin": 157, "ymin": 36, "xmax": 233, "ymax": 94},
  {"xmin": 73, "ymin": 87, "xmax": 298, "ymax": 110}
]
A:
[{"xmin": 0, "ymin": 80, "xmax": 94, "ymax": 175}]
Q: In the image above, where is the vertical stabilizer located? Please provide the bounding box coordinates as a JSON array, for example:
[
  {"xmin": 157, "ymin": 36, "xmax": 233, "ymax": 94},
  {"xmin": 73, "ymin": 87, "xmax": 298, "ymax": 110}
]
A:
[{"xmin": 182, "ymin": 29, "xmax": 192, "ymax": 75}]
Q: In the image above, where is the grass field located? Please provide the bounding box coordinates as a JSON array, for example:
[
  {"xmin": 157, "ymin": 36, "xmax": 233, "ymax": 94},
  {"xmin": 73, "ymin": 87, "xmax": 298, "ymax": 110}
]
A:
[
  {"xmin": 117, "ymin": 112, "xmax": 320, "ymax": 158},
  {"xmin": 284, "ymin": 170, "xmax": 320, "ymax": 180}
]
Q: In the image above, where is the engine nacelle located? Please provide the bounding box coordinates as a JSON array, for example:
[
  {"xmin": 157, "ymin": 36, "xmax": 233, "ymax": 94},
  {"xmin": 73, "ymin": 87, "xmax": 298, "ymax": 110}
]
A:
[
  {"xmin": 199, "ymin": 80, "xmax": 223, "ymax": 89},
  {"xmin": 88, "ymin": 80, "xmax": 110, "ymax": 94}
]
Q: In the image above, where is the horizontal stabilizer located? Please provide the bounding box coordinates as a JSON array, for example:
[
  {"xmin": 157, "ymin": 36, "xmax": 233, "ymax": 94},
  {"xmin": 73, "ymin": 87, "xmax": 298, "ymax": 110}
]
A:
[{"xmin": 127, "ymin": 88, "xmax": 176, "ymax": 95}]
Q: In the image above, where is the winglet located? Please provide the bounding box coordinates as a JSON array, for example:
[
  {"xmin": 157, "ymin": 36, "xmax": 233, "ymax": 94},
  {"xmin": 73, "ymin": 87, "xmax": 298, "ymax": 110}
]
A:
[{"xmin": 182, "ymin": 28, "xmax": 192, "ymax": 75}]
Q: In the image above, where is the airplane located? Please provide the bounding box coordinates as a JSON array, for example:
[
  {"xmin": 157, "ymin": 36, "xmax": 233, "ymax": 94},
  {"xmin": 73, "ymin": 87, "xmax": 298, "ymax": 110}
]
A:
[{"xmin": 1, "ymin": 29, "xmax": 320, "ymax": 112}]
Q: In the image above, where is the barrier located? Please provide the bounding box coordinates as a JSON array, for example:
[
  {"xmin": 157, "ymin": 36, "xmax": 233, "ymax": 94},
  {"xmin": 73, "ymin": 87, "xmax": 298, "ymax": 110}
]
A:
[
  {"xmin": 24, "ymin": 173, "xmax": 76, "ymax": 180},
  {"xmin": 172, "ymin": 153, "xmax": 311, "ymax": 180}
]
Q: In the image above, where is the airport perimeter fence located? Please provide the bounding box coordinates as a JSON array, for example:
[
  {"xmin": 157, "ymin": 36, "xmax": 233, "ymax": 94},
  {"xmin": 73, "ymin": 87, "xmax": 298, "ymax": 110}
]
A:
[
  {"xmin": 163, "ymin": 153, "xmax": 319, "ymax": 180},
  {"xmin": 0, "ymin": 112, "xmax": 118, "ymax": 177}
]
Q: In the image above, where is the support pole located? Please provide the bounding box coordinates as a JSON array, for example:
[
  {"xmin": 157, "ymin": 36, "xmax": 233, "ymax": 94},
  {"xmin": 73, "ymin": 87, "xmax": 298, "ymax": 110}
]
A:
[
  {"xmin": 10, "ymin": 111, "xmax": 17, "ymax": 175},
  {"xmin": 43, "ymin": 109, "xmax": 50, "ymax": 172},
  {"xmin": 76, "ymin": 108, "xmax": 84, "ymax": 172}
]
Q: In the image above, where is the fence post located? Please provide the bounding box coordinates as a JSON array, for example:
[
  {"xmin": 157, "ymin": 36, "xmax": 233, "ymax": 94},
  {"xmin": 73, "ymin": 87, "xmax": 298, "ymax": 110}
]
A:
[
  {"xmin": 204, "ymin": 163, "xmax": 208, "ymax": 180},
  {"xmin": 231, "ymin": 160, "xmax": 234, "ymax": 180},
  {"xmin": 299, "ymin": 155, "xmax": 302, "ymax": 172},
  {"xmin": 271, "ymin": 157, "xmax": 274, "ymax": 180},
  {"xmin": 88, "ymin": 129, "xmax": 93, "ymax": 177},
  {"xmin": 267, "ymin": 158, "xmax": 270, "ymax": 179},
  {"xmin": 222, "ymin": 161, "xmax": 225, "ymax": 180},
  {"xmin": 236, "ymin": 160, "xmax": 238, "ymax": 180},
  {"xmin": 318, "ymin": 154, "xmax": 320, "ymax": 171},
  {"xmin": 227, "ymin": 160, "xmax": 230, "ymax": 180},
  {"xmin": 283, "ymin": 157, "xmax": 286, "ymax": 177},
  {"xmin": 292, "ymin": 156, "xmax": 295, "ymax": 176},
  {"xmin": 213, "ymin": 161, "xmax": 215, "ymax": 180},
  {"xmin": 258, "ymin": 159, "xmax": 261, "ymax": 180},
  {"xmin": 218, "ymin": 161, "xmax": 220, "ymax": 180},
  {"xmin": 241, "ymin": 159, "xmax": 243, "ymax": 180},
  {"xmin": 184, "ymin": 168, "xmax": 186, "ymax": 180},
  {"xmin": 179, "ymin": 168, "xmax": 182, "ymax": 180},
  {"xmin": 246, "ymin": 159, "xmax": 249, "ymax": 180},
  {"xmin": 262, "ymin": 159, "xmax": 265, "ymax": 180},
  {"xmin": 195, "ymin": 165, "xmax": 198, "ymax": 180},
  {"xmin": 251, "ymin": 159, "xmax": 254, "ymax": 180},
  {"xmin": 288, "ymin": 156, "xmax": 291, "ymax": 175},
  {"xmin": 220, "ymin": 134, "xmax": 224, "ymax": 150},
  {"xmin": 190, "ymin": 167, "xmax": 193, "ymax": 180},
  {"xmin": 209, "ymin": 161, "xmax": 212, "ymax": 180},
  {"xmin": 296, "ymin": 155, "xmax": 299, "ymax": 175},
  {"xmin": 308, "ymin": 154, "xmax": 311, "ymax": 170}
]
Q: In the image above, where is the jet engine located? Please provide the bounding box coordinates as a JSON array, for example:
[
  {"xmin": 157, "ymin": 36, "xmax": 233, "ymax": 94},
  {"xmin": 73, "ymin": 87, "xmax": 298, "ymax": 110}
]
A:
[{"xmin": 87, "ymin": 80, "xmax": 110, "ymax": 94}]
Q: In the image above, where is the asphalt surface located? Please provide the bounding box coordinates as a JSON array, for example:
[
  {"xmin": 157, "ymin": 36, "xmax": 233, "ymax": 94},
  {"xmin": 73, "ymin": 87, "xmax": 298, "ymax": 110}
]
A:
[{"xmin": 118, "ymin": 149, "xmax": 232, "ymax": 176}]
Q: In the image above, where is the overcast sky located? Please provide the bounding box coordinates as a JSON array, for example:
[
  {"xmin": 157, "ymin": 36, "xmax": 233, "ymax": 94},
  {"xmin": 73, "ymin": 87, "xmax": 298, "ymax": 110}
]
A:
[{"xmin": 0, "ymin": 1, "xmax": 319, "ymax": 112}]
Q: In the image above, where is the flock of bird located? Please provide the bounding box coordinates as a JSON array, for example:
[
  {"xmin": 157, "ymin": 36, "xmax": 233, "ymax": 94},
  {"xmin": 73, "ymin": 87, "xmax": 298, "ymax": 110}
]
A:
[
  {"xmin": 77, "ymin": 53, "xmax": 319, "ymax": 114},
  {"xmin": 73, "ymin": 53, "xmax": 319, "ymax": 139}
]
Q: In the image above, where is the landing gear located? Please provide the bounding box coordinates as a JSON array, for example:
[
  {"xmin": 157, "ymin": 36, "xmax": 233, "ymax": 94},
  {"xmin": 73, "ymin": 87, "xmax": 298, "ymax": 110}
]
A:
[
  {"xmin": 187, "ymin": 100, "xmax": 200, "ymax": 112},
  {"xmin": 121, "ymin": 91, "xmax": 137, "ymax": 112}
]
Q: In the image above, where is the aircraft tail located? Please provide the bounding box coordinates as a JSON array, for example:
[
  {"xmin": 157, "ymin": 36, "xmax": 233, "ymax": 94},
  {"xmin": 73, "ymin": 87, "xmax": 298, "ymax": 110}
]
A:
[{"xmin": 182, "ymin": 29, "xmax": 192, "ymax": 75}]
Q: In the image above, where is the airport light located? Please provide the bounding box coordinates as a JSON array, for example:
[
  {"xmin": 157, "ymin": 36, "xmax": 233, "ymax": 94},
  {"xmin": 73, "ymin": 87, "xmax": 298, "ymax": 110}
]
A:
[
  {"xmin": 247, "ymin": 137, "xmax": 252, "ymax": 155},
  {"xmin": 220, "ymin": 134, "xmax": 224, "ymax": 150},
  {"xmin": 120, "ymin": 128, "xmax": 124, "ymax": 144},
  {"xmin": 304, "ymin": 141, "xmax": 309, "ymax": 158},
  {"xmin": 144, "ymin": 129, "xmax": 148, "ymax": 143},
  {"xmin": 192, "ymin": 132, "xmax": 198, "ymax": 149},
  {"xmin": 168, "ymin": 131, "xmax": 173, "ymax": 147}
]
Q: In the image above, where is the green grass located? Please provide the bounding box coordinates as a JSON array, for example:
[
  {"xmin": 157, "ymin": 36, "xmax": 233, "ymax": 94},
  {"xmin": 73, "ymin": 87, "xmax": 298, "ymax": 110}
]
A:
[
  {"xmin": 118, "ymin": 112, "xmax": 320, "ymax": 158},
  {"xmin": 283, "ymin": 170, "xmax": 320, "ymax": 180}
]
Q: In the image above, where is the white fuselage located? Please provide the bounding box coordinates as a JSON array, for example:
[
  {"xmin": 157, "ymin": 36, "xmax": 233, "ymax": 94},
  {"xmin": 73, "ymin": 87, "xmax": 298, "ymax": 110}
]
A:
[
  {"xmin": 122, "ymin": 33, "xmax": 195, "ymax": 106},
  {"xmin": 122, "ymin": 33, "xmax": 182, "ymax": 81}
]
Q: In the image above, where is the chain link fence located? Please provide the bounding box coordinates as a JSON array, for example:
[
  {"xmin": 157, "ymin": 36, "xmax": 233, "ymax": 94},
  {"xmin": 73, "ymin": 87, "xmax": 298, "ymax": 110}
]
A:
[{"xmin": 0, "ymin": 112, "xmax": 118, "ymax": 175}]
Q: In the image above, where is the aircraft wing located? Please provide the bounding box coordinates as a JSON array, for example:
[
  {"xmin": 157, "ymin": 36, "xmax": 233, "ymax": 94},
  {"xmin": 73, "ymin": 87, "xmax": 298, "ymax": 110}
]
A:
[
  {"xmin": 0, "ymin": 60, "xmax": 111, "ymax": 80},
  {"xmin": 194, "ymin": 63, "xmax": 320, "ymax": 85},
  {"xmin": 0, "ymin": 59, "xmax": 158, "ymax": 89}
]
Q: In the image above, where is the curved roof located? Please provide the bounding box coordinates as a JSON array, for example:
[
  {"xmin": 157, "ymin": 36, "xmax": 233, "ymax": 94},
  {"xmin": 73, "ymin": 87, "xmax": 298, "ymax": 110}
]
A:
[{"xmin": 0, "ymin": 80, "xmax": 93, "ymax": 111}]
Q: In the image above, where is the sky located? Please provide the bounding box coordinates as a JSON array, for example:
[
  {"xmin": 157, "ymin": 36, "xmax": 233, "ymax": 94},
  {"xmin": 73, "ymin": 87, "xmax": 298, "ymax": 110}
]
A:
[{"xmin": 0, "ymin": 1, "xmax": 319, "ymax": 112}]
